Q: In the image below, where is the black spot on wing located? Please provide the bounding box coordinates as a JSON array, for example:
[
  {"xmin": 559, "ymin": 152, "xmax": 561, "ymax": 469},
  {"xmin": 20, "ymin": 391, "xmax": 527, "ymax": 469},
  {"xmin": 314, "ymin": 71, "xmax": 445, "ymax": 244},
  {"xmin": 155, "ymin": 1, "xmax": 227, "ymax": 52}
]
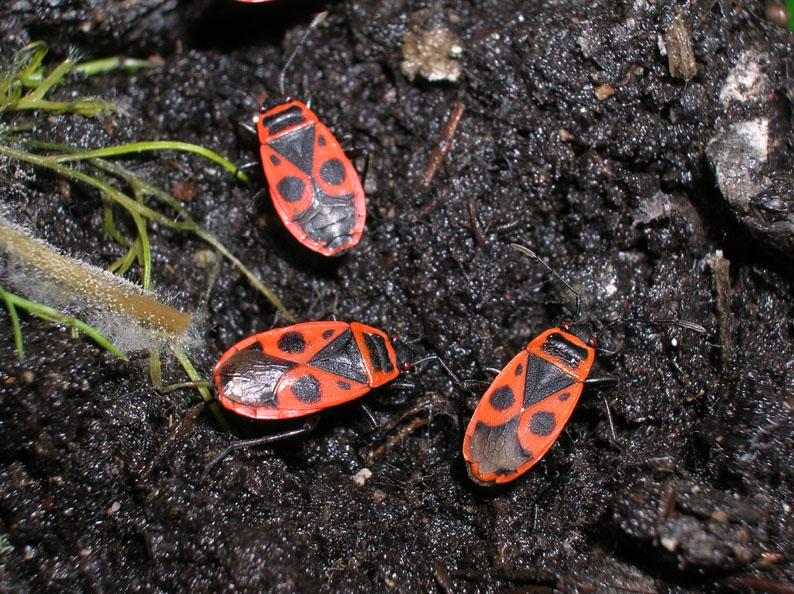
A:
[
  {"xmin": 291, "ymin": 373, "xmax": 321, "ymax": 403},
  {"xmin": 523, "ymin": 355, "xmax": 576, "ymax": 408},
  {"xmin": 277, "ymin": 176, "xmax": 305, "ymax": 203},
  {"xmin": 277, "ymin": 331, "xmax": 305, "ymax": 354},
  {"xmin": 320, "ymin": 159, "xmax": 346, "ymax": 185},
  {"xmin": 322, "ymin": 329, "xmax": 335, "ymax": 340},
  {"xmin": 529, "ymin": 411, "xmax": 556, "ymax": 436},
  {"xmin": 489, "ymin": 386, "xmax": 515, "ymax": 411},
  {"xmin": 308, "ymin": 329, "xmax": 368, "ymax": 384}
]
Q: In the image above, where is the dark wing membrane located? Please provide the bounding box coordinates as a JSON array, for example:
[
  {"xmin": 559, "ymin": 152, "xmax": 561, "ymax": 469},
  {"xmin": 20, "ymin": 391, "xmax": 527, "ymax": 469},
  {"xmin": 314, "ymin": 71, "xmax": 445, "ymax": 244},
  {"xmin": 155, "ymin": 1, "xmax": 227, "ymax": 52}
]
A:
[
  {"xmin": 466, "ymin": 417, "xmax": 534, "ymax": 484},
  {"xmin": 215, "ymin": 347, "xmax": 294, "ymax": 418},
  {"xmin": 463, "ymin": 351, "xmax": 527, "ymax": 483},
  {"xmin": 293, "ymin": 181, "xmax": 360, "ymax": 254}
]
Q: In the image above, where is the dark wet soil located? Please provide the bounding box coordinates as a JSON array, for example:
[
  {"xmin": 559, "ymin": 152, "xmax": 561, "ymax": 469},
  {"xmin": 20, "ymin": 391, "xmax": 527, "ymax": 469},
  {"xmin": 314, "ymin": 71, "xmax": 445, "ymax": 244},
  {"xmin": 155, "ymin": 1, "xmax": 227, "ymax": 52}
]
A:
[{"xmin": 1, "ymin": 0, "xmax": 793, "ymax": 592}]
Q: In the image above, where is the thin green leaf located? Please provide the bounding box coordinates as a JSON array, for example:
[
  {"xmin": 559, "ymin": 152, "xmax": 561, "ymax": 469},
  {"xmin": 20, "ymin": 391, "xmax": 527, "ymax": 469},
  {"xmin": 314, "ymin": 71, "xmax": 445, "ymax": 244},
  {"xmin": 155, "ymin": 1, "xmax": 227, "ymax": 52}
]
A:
[
  {"xmin": 0, "ymin": 284, "xmax": 126, "ymax": 361},
  {"xmin": 0, "ymin": 286, "xmax": 24, "ymax": 361},
  {"xmin": 170, "ymin": 344, "xmax": 231, "ymax": 432},
  {"xmin": 74, "ymin": 56, "xmax": 154, "ymax": 76},
  {"xmin": 1, "ymin": 141, "xmax": 292, "ymax": 322},
  {"xmin": 48, "ymin": 140, "xmax": 251, "ymax": 184}
]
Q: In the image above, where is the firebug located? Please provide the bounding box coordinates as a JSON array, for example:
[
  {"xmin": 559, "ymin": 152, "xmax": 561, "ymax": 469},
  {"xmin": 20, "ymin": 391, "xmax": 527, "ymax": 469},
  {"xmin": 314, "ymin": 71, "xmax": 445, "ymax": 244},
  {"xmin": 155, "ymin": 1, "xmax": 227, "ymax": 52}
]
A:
[
  {"xmin": 214, "ymin": 321, "xmax": 410, "ymax": 420},
  {"xmin": 255, "ymin": 11, "xmax": 366, "ymax": 256},
  {"xmin": 257, "ymin": 100, "xmax": 366, "ymax": 256},
  {"xmin": 205, "ymin": 320, "xmax": 459, "ymax": 475},
  {"xmin": 462, "ymin": 244, "xmax": 704, "ymax": 486},
  {"xmin": 463, "ymin": 322, "xmax": 596, "ymax": 485}
]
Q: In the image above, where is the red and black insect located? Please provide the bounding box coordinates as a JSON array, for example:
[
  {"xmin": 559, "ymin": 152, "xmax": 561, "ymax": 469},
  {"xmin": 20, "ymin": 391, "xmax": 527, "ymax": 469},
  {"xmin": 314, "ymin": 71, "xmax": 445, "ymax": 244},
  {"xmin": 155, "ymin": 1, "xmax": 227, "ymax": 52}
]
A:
[
  {"xmin": 462, "ymin": 323, "xmax": 596, "ymax": 485},
  {"xmin": 462, "ymin": 244, "xmax": 703, "ymax": 486},
  {"xmin": 214, "ymin": 321, "xmax": 411, "ymax": 420},
  {"xmin": 257, "ymin": 100, "xmax": 365, "ymax": 256},
  {"xmin": 255, "ymin": 12, "xmax": 366, "ymax": 256}
]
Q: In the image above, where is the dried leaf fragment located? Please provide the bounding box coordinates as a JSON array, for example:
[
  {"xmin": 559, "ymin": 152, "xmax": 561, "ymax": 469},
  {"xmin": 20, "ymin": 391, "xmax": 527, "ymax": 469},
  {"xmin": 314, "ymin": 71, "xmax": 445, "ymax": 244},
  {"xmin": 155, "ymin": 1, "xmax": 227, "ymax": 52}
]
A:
[{"xmin": 664, "ymin": 15, "xmax": 697, "ymax": 80}]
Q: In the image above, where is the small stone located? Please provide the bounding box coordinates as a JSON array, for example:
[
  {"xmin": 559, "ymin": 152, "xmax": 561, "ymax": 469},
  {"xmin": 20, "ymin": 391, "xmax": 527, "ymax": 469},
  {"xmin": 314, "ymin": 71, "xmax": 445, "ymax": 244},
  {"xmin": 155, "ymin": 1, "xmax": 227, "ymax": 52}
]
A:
[
  {"xmin": 594, "ymin": 84, "xmax": 615, "ymax": 100},
  {"xmin": 402, "ymin": 27, "xmax": 462, "ymax": 83},
  {"xmin": 353, "ymin": 468, "xmax": 372, "ymax": 487}
]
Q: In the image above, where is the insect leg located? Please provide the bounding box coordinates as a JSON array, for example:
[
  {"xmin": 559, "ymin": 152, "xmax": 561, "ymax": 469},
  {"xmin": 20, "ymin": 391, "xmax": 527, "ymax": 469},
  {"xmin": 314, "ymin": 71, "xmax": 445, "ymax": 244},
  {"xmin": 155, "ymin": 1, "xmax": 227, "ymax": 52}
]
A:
[{"xmin": 202, "ymin": 416, "xmax": 320, "ymax": 479}]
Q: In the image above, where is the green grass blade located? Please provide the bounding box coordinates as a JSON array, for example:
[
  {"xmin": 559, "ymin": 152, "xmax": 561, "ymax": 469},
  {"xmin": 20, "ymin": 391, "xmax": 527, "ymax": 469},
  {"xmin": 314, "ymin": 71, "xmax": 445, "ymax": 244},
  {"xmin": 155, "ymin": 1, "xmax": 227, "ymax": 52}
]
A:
[
  {"xmin": 0, "ymin": 142, "xmax": 290, "ymax": 321},
  {"xmin": 170, "ymin": 344, "xmax": 231, "ymax": 431},
  {"xmin": 74, "ymin": 56, "xmax": 154, "ymax": 76},
  {"xmin": 0, "ymin": 286, "xmax": 24, "ymax": 361},
  {"xmin": 0, "ymin": 284, "xmax": 127, "ymax": 361},
  {"xmin": 48, "ymin": 141, "xmax": 251, "ymax": 184}
]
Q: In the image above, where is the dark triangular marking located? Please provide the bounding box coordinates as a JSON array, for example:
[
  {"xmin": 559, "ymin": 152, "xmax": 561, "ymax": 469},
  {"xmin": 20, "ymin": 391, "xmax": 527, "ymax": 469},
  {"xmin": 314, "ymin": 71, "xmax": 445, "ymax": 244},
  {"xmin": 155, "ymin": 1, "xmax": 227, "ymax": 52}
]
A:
[
  {"xmin": 269, "ymin": 125, "xmax": 315, "ymax": 176},
  {"xmin": 523, "ymin": 355, "xmax": 575, "ymax": 408},
  {"xmin": 308, "ymin": 329, "xmax": 368, "ymax": 384}
]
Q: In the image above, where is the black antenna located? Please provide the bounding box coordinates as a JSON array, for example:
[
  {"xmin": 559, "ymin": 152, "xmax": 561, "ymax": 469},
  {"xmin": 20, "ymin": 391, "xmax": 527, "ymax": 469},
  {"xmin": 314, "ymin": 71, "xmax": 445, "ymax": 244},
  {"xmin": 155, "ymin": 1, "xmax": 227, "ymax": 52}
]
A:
[
  {"xmin": 596, "ymin": 317, "xmax": 706, "ymax": 341},
  {"xmin": 511, "ymin": 243, "xmax": 707, "ymax": 340},
  {"xmin": 511, "ymin": 243, "xmax": 581, "ymax": 321},
  {"xmin": 412, "ymin": 354, "xmax": 462, "ymax": 386},
  {"xmin": 279, "ymin": 11, "xmax": 329, "ymax": 98}
]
